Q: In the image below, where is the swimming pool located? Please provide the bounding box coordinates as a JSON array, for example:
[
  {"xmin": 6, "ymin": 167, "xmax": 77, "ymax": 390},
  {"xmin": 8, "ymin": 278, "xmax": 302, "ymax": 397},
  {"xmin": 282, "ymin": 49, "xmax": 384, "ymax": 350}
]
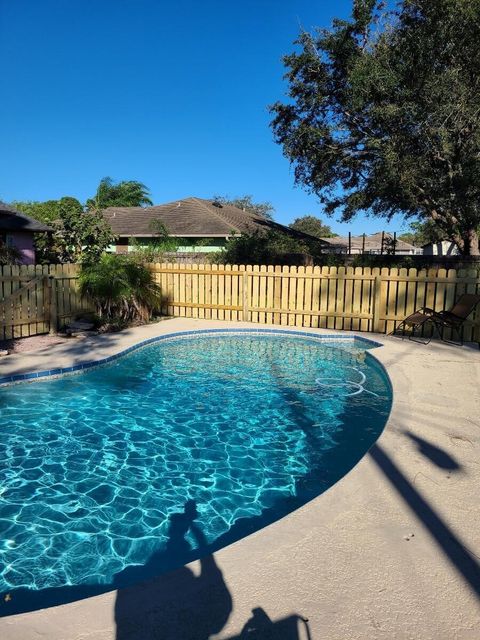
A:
[{"xmin": 0, "ymin": 330, "xmax": 391, "ymax": 614}]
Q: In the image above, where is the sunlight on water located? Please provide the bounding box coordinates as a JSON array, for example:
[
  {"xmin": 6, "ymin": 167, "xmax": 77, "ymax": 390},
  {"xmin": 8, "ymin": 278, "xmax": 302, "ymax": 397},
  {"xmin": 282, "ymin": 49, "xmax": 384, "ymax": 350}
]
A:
[{"xmin": 0, "ymin": 333, "xmax": 391, "ymax": 604}]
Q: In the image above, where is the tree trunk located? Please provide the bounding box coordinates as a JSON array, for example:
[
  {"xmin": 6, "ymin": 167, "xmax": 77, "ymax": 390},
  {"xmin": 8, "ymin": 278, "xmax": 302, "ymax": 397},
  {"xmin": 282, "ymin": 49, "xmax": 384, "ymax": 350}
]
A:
[{"xmin": 455, "ymin": 228, "xmax": 480, "ymax": 256}]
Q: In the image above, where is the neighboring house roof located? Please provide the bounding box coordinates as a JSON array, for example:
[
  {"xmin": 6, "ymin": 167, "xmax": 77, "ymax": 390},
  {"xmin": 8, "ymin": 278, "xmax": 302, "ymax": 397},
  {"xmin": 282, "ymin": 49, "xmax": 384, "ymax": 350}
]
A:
[
  {"xmin": 0, "ymin": 202, "xmax": 52, "ymax": 232},
  {"xmin": 103, "ymin": 197, "xmax": 326, "ymax": 244},
  {"xmin": 320, "ymin": 232, "xmax": 417, "ymax": 252}
]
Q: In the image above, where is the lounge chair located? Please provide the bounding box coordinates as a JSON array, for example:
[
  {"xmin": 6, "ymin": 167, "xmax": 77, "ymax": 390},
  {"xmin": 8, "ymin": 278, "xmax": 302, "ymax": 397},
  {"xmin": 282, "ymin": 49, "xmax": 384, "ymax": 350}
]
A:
[{"xmin": 393, "ymin": 293, "xmax": 480, "ymax": 344}]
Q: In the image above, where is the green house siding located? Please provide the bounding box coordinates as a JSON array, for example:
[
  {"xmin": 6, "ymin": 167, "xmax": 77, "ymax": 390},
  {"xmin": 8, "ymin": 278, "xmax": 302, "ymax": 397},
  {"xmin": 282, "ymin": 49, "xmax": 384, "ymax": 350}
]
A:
[{"xmin": 109, "ymin": 237, "xmax": 228, "ymax": 254}]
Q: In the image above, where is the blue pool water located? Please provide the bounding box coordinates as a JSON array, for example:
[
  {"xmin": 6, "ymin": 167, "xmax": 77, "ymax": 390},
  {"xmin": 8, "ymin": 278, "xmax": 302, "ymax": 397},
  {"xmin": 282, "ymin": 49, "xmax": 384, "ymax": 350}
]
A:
[{"xmin": 0, "ymin": 331, "xmax": 391, "ymax": 614}]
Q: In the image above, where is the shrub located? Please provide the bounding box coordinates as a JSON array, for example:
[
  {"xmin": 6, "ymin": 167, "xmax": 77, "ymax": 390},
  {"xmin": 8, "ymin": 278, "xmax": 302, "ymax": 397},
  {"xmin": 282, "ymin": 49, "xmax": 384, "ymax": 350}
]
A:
[
  {"xmin": 0, "ymin": 243, "xmax": 22, "ymax": 265},
  {"xmin": 211, "ymin": 229, "xmax": 324, "ymax": 264},
  {"xmin": 78, "ymin": 254, "xmax": 161, "ymax": 324}
]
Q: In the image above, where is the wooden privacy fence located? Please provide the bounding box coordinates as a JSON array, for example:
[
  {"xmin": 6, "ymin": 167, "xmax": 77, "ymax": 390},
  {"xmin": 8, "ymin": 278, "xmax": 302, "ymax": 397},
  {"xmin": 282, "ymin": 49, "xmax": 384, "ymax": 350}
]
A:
[
  {"xmin": 0, "ymin": 264, "xmax": 89, "ymax": 340},
  {"xmin": 1, "ymin": 263, "xmax": 479, "ymax": 342},
  {"xmin": 150, "ymin": 264, "xmax": 480, "ymax": 342}
]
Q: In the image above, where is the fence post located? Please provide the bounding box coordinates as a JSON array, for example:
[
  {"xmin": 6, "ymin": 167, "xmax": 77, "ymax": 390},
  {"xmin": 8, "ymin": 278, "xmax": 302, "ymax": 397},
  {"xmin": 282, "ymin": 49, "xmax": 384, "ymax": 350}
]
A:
[
  {"xmin": 242, "ymin": 271, "xmax": 249, "ymax": 321},
  {"xmin": 372, "ymin": 274, "xmax": 382, "ymax": 333},
  {"xmin": 48, "ymin": 276, "xmax": 58, "ymax": 334}
]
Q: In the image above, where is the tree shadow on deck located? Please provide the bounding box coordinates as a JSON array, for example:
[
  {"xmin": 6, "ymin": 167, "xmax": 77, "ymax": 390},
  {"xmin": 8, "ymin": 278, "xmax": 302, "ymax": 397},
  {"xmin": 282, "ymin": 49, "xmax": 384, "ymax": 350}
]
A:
[
  {"xmin": 269, "ymin": 357, "xmax": 480, "ymax": 602},
  {"xmin": 403, "ymin": 431, "xmax": 461, "ymax": 470},
  {"xmin": 369, "ymin": 444, "xmax": 480, "ymax": 598}
]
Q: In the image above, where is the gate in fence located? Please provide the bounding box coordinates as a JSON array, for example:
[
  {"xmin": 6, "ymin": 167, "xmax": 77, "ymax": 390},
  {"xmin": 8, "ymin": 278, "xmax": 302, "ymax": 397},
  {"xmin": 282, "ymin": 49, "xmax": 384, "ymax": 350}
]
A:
[
  {"xmin": 0, "ymin": 274, "xmax": 54, "ymax": 340},
  {"xmin": 0, "ymin": 264, "xmax": 87, "ymax": 341}
]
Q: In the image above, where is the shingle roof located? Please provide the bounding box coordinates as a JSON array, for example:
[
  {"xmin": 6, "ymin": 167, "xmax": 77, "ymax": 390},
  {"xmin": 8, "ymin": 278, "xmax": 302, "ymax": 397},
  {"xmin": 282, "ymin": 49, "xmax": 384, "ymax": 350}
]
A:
[
  {"xmin": 103, "ymin": 197, "xmax": 327, "ymax": 243},
  {"xmin": 0, "ymin": 203, "xmax": 52, "ymax": 232},
  {"xmin": 320, "ymin": 232, "xmax": 416, "ymax": 252}
]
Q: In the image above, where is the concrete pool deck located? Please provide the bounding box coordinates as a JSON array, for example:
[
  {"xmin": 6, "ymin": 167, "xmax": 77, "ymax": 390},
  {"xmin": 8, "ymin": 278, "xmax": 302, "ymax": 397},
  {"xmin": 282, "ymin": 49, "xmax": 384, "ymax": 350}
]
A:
[{"xmin": 0, "ymin": 318, "xmax": 479, "ymax": 639}]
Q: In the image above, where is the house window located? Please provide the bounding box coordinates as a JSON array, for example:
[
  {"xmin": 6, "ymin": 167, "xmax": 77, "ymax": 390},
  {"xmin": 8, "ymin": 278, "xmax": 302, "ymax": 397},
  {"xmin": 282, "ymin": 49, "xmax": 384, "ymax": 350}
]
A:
[{"xmin": 5, "ymin": 235, "xmax": 14, "ymax": 247}]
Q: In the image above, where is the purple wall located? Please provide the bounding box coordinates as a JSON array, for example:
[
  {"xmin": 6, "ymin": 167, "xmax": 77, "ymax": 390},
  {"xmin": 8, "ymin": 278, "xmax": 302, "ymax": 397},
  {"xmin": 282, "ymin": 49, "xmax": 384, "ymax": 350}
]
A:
[{"xmin": 9, "ymin": 232, "xmax": 36, "ymax": 265}]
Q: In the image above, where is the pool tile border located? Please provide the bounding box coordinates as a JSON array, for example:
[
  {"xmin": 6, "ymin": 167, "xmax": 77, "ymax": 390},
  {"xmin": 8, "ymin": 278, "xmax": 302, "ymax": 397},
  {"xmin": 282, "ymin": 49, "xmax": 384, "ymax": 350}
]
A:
[{"xmin": 0, "ymin": 328, "xmax": 383, "ymax": 387}]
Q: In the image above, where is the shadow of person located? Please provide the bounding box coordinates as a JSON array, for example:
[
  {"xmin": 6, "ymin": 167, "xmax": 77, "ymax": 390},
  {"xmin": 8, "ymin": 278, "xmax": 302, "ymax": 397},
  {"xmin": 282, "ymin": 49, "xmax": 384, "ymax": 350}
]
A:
[
  {"xmin": 227, "ymin": 607, "xmax": 311, "ymax": 640},
  {"xmin": 115, "ymin": 500, "xmax": 232, "ymax": 640}
]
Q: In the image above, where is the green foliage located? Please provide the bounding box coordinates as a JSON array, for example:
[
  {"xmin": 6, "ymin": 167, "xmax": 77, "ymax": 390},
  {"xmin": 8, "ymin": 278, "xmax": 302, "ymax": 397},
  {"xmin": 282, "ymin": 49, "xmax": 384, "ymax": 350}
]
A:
[
  {"xmin": 270, "ymin": 0, "xmax": 480, "ymax": 254},
  {"xmin": 127, "ymin": 217, "xmax": 179, "ymax": 262},
  {"xmin": 12, "ymin": 197, "xmax": 114, "ymax": 263},
  {"xmin": 147, "ymin": 218, "xmax": 179, "ymax": 251},
  {"xmin": 57, "ymin": 202, "xmax": 116, "ymax": 263},
  {"xmin": 289, "ymin": 215, "xmax": 337, "ymax": 238},
  {"xmin": 213, "ymin": 195, "xmax": 275, "ymax": 220},
  {"xmin": 398, "ymin": 220, "xmax": 446, "ymax": 247},
  {"xmin": 12, "ymin": 198, "xmax": 78, "ymax": 225},
  {"xmin": 0, "ymin": 243, "xmax": 22, "ymax": 265},
  {"xmin": 128, "ymin": 239, "xmax": 178, "ymax": 263},
  {"xmin": 210, "ymin": 229, "xmax": 323, "ymax": 264},
  {"xmin": 78, "ymin": 254, "xmax": 161, "ymax": 324},
  {"xmin": 86, "ymin": 177, "xmax": 153, "ymax": 210}
]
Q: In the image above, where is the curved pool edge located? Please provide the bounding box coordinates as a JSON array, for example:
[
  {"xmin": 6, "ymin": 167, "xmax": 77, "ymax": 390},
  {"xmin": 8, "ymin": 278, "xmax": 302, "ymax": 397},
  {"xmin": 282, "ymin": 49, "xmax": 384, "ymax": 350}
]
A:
[
  {"xmin": 0, "ymin": 326, "xmax": 383, "ymax": 387},
  {"xmin": 1, "ymin": 320, "xmax": 479, "ymax": 639}
]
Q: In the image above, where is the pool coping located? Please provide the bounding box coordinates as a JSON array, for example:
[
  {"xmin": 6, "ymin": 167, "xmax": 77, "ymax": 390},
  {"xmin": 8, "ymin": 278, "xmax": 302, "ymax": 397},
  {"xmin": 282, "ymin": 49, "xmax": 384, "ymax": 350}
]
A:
[
  {"xmin": 1, "ymin": 318, "xmax": 479, "ymax": 639},
  {"xmin": 0, "ymin": 327, "xmax": 383, "ymax": 387}
]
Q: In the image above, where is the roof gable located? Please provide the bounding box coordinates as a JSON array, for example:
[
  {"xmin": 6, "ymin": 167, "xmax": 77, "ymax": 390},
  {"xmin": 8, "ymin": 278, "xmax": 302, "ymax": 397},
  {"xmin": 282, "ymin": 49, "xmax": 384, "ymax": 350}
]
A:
[{"xmin": 0, "ymin": 203, "xmax": 53, "ymax": 232}]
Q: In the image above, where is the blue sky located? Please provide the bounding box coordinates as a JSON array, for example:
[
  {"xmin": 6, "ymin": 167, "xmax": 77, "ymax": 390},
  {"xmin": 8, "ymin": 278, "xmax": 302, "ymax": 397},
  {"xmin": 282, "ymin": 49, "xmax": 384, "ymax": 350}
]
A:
[{"xmin": 0, "ymin": 0, "xmax": 409, "ymax": 235}]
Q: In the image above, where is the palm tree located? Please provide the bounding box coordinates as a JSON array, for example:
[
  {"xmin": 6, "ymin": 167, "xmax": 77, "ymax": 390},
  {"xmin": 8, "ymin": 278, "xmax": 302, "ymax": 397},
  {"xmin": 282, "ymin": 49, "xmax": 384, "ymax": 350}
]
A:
[
  {"xmin": 86, "ymin": 177, "xmax": 153, "ymax": 210},
  {"xmin": 78, "ymin": 254, "xmax": 161, "ymax": 323}
]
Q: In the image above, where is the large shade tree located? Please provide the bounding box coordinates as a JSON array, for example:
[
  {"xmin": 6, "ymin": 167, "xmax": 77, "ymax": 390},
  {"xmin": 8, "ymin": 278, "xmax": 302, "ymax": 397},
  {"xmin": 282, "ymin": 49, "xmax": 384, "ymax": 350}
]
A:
[
  {"xmin": 270, "ymin": 0, "xmax": 480, "ymax": 255},
  {"xmin": 87, "ymin": 177, "xmax": 153, "ymax": 210}
]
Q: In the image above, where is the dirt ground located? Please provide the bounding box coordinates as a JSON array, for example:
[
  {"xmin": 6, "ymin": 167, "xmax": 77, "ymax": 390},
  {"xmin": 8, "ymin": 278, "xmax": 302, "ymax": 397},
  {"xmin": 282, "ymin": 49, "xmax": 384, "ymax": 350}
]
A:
[{"xmin": 0, "ymin": 334, "xmax": 69, "ymax": 355}]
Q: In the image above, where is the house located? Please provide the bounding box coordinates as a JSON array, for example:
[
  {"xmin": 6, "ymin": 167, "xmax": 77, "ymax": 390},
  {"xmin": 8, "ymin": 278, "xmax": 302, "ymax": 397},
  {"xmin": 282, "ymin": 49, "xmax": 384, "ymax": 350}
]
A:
[
  {"xmin": 320, "ymin": 231, "xmax": 419, "ymax": 255},
  {"xmin": 0, "ymin": 203, "xmax": 52, "ymax": 264},
  {"xmin": 103, "ymin": 197, "xmax": 325, "ymax": 254},
  {"xmin": 422, "ymin": 240, "xmax": 459, "ymax": 256}
]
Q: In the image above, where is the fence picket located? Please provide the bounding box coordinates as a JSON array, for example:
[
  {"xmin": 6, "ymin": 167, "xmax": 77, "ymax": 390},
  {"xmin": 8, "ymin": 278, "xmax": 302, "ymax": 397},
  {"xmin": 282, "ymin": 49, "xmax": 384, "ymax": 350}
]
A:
[
  {"xmin": 303, "ymin": 266, "xmax": 313, "ymax": 328},
  {"xmin": 252, "ymin": 265, "xmax": 260, "ymax": 324},
  {"xmin": 288, "ymin": 266, "xmax": 297, "ymax": 326},
  {"xmin": 1, "ymin": 263, "xmax": 479, "ymax": 342}
]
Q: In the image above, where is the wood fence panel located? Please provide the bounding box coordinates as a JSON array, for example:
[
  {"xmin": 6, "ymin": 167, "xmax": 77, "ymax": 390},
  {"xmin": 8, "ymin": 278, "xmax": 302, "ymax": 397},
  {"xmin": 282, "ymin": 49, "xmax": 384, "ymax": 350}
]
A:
[
  {"xmin": 385, "ymin": 267, "xmax": 398, "ymax": 334},
  {"xmin": 465, "ymin": 268, "xmax": 479, "ymax": 342},
  {"xmin": 231, "ymin": 265, "xmax": 239, "ymax": 321},
  {"xmin": 251, "ymin": 265, "xmax": 260, "ymax": 324},
  {"xmin": 1, "ymin": 263, "xmax": 480, "ymax": 341},
  {"xmin": 288, "ymin": 265, "xmax": 297, "ymax": 326},
  {"xmin": 318, "ymin": 266, "xmax": 328, "ymax": 329},
  {"xmin": 326, "ymin": 266, "xmax": 337, "ymax": 330},
  {"xmin": 195, "ymin": 264, "xmax": 203, "ymax": 319},
  {"xmin": 217, "ymin": 265, "xmax": 225, "ymax": 320},
  {"xmin": 344, "ymin": 267, "xmax": 354, "ymax": 331},
  {"xmin": 296, "ymin": 266, "xmax": 305, "ymax": 328},
  {"xmin": 353, "ymin": 267, "xmax": 363, "ymax": 332},
  {"xmin": 266, "ymin": 265, "xmax": 274, "ymax": 325},
  {"xmin": 310, "ymin": 266, "xmax": 320, "ymax": 329},
  {"xmin": 210, "ymin": 264, "xmax": 218, "ymax": 320},
  {"xmin": 303, "ymin": 266, "xmax": 313, "ymax": 328}
]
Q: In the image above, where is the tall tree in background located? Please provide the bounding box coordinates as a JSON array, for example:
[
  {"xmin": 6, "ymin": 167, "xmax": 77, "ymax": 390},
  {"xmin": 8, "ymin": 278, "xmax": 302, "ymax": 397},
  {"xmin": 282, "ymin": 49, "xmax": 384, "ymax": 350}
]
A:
[
  {"xmin": 213, "ymin": 195, "xmax": 275, "ymax": 220},
  {"xmin": 270, "ymin": 0, "xmax": 480, "ymax": 254},
  {"xmin": 87, "ymin": 177, "xmax": 153, "ymax": 210},
  {"xmin": 289, "ymin": 215, "xmax": 337, "ymax": 238},
  {"xmin": 398, "ymin": 220, "xmax": 445, "ymax": 247}
]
